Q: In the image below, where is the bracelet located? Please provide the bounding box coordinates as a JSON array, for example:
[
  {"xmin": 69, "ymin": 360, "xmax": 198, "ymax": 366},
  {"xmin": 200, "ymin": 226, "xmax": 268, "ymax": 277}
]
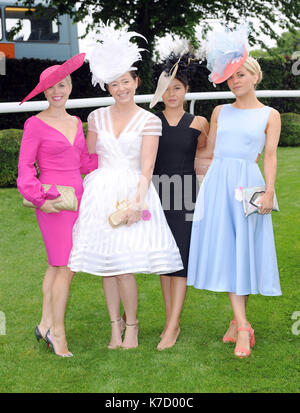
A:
[{"xmin": 141, "ymin": 209, "xmax": 151, "ymax": 221}]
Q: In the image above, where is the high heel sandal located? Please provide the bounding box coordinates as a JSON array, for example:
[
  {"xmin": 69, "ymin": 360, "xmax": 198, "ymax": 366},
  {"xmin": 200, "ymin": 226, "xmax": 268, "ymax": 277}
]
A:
[
  {"xmin": 234, "ymin": 324, "xmax": 255, "ymax": 359},
  {"xmin": 107, "ymin": 319, "xmax": 124, "ymax": 350},
  {"xmin": 222, "ymin": 319, "xmax": 237, "ymax": 343},
  {"xmin": 121, "ymin": 321, "xmax": 139, "ymax": 350},
  {"xmin": 45, "ymin": 329, "xmax": 74, "ymax": 358},
  {"xmin": 35, "ymin": 325, "xmax": 46, "ymax": 342}
]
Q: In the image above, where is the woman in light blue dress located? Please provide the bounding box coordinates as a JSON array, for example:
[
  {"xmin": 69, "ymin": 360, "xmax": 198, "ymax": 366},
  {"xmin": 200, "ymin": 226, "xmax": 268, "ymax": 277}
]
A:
[{"xmin": 187, "ymin": 28, "xmax": 282, "ymax": 358}]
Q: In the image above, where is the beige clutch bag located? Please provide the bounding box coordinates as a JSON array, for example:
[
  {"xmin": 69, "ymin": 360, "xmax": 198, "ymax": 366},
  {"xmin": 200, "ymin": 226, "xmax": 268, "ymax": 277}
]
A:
[
  {"xmin": 108, "ymin": 200, "xmax": 130, "ymax": 228},
  {"xmin": 108, "ymin": 200, "xmax": 150, "ymax": 228},
  {"xmin": 23, "ymin": 184, "xmax": 78, "ymax": 211}
]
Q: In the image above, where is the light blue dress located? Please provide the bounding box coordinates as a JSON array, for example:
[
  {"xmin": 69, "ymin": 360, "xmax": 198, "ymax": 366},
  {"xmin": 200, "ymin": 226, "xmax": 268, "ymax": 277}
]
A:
[{"xmin": 187, "ymin": 104, "xmax": 281, "ymax": 296}]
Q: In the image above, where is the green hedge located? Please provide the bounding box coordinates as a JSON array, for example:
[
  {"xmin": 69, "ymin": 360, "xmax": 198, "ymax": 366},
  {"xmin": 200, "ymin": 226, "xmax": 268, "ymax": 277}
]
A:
[
  {"xmin": 279, "ymin": 113, "xmax": 300, "ymax": 147},
  {"xmin": 1, "ymin": 115, "xmax": 298, "ymax": 188},
  {"xmin": 82, "ymin": 122, "xmax": 88, "ymax": 137},
  {"xmin": 0, "ymin": 129, "xmax": 22, "ymax": 187}
]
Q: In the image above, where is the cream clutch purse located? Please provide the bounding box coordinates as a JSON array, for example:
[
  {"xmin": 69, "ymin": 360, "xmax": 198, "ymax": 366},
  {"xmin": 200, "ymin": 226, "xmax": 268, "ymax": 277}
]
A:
[
  {"xmin": 108, "ymin": 200, "xmax": 150, "ymax": 228},
  {"xmin": 108, "ymin": 200, "xmax": 130, "ymax": 228},
  {"xmin": 23, "ymin": 184, "xmax": 78, "ymax": 211}
]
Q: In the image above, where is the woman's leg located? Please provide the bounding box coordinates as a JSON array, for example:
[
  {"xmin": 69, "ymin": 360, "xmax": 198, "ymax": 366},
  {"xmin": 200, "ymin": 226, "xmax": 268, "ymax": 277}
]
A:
[
  {"xmin": 157, "ymin": 276, "xmax": 187, "ymax": 350},
  {"xmin": 223, "ymin": 294, "xmax": 249, "ymax": 341},
  {"xmin": 116, "ymin": 273, "xmax": 138, "ymax": 349},
  {"xmin": 160, "ymin": 275, "xmax": 172, "ymax": 337},
  {"xmin": 102, "ymin": 276, "xmax": 123, "ymax": 348},
  {"xmin": 38, "ymin": 265, "xmax": 57, "ymax": 338},
  {"xmin": 50, "ymin": 265, "xmax": 74, "ymax": 355},
  {"xmin": 228, "ymin": 293, "xmax": 251, "ymax": 357}
]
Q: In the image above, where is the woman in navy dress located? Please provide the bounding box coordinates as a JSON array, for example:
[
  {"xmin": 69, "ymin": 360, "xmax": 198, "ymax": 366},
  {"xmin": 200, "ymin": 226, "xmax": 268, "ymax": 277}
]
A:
[{"xmin": 151, "ymin": 54, "xmax": 211, "ymax": 350}]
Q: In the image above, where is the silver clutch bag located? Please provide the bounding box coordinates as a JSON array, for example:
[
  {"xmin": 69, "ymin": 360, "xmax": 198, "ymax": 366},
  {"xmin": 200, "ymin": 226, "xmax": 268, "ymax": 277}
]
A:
[
  {"xmin": 240, "ymin": 186, "xmax": 279, "ymax": 217},
  {"xmin": 23, "ymin": 184, "xmax": 78, "ymax": 211}
]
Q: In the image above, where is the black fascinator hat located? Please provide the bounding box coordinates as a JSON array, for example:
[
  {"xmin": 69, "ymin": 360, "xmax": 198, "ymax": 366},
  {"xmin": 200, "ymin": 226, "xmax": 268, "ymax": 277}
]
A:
[{"xmin": 150, "ymin": 52, "xmax": 204, "ymax": 108}]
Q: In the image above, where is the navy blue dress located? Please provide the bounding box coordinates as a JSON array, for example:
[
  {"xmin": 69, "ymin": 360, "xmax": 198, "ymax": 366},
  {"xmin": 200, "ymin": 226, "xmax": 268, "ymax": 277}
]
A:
[{"xmin": 153, "ymin": 112, "xmax": 200, "ymax": 277}]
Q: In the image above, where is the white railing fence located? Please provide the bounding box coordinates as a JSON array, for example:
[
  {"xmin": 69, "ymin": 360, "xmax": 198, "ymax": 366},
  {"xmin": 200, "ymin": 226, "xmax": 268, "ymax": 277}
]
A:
[{"xmin": 0, "ymin": 90, "xmax": 299, "ymax": 115}]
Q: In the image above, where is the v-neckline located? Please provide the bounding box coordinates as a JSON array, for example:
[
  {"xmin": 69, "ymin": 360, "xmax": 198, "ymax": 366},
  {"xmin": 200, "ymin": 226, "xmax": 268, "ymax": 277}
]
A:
[
  {"xmin": 161, "ymin": 111, "xmax": 186, "ymax": 128},
  {"xmin": 34, "ymin": 115, "xmax": 80, "ymax": 147},
  {"xmin": 107, "ymin": 106, "xmax": 141, "ymax": 140}
]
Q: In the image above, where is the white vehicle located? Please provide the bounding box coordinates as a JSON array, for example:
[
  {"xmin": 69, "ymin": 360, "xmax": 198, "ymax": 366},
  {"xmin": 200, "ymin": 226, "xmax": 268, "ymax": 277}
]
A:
[{"xmin": 0, "ymin": 0, "xmax": 79, "ymax": 60}]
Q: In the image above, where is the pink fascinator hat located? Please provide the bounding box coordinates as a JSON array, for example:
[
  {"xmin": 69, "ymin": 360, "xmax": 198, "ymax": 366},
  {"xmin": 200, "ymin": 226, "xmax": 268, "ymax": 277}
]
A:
[
  {"xmin": 20, "ymin": 53, "xmax": 86, "ymax": 105},
  {"xmin": 205, "ymin": 24, "xmax": 250, "ymax": 84}
]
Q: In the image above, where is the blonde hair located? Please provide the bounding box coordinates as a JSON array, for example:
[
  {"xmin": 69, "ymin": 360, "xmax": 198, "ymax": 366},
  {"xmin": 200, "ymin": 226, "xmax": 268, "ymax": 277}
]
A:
[
  {"xmin": 243, "ymin": 57, "xmax": 263, "ymax": 87},
  {"xmin": 65, "ymin": 74, "xmax": 72, "ymax": 85}
]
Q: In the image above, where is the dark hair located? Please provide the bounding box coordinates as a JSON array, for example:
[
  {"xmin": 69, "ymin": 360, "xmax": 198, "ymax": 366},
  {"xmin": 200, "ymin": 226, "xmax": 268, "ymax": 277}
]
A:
[
  {"xmin": 129, "ymin": 70, "xmax": 142, "ymax": 87},
  {"xmin": 159, "ymin": 52, "xmax": 204, "ymax": 90},
  {"xmin": 174, "ymin": 73, "xmax": 189, "ymax": 89},
  {"xmin": 105, "ymin": 71, "xmax": 141, "ymax": 91}
]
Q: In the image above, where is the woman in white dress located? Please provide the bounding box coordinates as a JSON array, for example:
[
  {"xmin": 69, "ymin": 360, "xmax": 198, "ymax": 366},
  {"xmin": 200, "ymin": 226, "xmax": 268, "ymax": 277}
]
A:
[{"xmin": 68, "ymin": 25, "xmax": 183, "ymax": 349}]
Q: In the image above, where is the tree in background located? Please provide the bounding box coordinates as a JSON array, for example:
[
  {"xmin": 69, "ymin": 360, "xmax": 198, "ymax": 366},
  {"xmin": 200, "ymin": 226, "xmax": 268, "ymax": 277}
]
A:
[
  {"xmin": 19, "ymin": 0, "xmax": 300, "ymax": 92},
  {"xmin": 275, "ymin": 30, "xmax": 300, "ymax": 57},
  {"xmin": 252, "ymin": 30, "xmax": 300, "ymax": 59}
]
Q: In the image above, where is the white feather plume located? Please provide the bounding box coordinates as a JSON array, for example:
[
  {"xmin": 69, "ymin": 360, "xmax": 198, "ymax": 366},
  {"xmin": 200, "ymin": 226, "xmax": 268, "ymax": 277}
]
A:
[
  {"xmin": 88, "ymin": 23, "xmax": 147, "ymax": 90},
  {"xmin": 204, "ymin": 23, "xmax": 250, "ymax": 82}
]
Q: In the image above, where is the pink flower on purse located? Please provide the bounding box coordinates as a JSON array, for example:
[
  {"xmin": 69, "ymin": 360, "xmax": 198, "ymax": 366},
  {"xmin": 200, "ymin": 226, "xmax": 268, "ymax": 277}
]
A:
[{"xmin": 142, "ymin": 209, "xmax": 151, "ymax": 221}]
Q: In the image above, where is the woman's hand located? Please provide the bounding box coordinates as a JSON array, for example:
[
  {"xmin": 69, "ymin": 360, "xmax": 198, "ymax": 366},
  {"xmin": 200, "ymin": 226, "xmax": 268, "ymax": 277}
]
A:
[
  {"xmin": 121, "ymin": 208, "xmax": 142, "ymax": 226},
  {"xmin": 257, "ymin": 191, "xmax": 274, "ymax": 214},
  {"xmin": 40, "ymin": 198, "xmax": 62, "ymax": 213}
]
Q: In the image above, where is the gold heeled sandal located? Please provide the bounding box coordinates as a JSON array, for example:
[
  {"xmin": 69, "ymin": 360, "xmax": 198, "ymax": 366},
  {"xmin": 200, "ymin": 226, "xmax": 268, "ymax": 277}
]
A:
[{"xmin": 121, "ymin": 321, "xmax": 139, "ymax": 350}]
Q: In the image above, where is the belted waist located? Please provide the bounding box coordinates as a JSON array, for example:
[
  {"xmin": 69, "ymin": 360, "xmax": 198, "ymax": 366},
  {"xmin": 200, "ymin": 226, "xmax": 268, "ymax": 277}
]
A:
[{"xmin": 214, "ymin": 155, "xmax": 256, "ymax": 163}]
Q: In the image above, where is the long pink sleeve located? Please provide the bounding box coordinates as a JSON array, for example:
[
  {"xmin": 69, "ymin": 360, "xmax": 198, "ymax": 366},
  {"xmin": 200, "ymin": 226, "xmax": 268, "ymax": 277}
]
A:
[
  {"xmin": 17, "ymin": 117, "xmax": 46, "ymax": 208},
  {"xmin": 80, "ymin": 141, "xmax": 98, "ymax": 175}
]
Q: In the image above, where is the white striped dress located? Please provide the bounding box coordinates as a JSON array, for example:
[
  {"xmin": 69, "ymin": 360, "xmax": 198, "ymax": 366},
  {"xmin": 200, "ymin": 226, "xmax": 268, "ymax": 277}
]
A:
[{"xmin": 68, "ymin": 106, "xmax": 183, "ymax": 276}]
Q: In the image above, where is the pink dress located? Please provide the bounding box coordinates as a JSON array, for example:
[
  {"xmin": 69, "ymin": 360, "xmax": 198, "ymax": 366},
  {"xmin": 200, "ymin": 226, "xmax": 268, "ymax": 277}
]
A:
[{"xmin": 17, "ymin": 116, "xmax": 98, "ymax": 266}]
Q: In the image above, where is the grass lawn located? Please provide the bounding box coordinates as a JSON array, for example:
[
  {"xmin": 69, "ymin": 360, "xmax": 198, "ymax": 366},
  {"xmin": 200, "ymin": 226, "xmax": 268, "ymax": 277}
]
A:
[{"xmin": 0, "ymin": 147, "xmax": 299, "ymax": 393}]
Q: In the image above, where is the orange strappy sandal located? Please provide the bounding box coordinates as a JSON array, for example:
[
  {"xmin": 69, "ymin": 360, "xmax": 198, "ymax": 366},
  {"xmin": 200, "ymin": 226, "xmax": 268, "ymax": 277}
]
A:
[{"xmin": 234, "ymin": 324, "xmax": 255, "ymax": 358}]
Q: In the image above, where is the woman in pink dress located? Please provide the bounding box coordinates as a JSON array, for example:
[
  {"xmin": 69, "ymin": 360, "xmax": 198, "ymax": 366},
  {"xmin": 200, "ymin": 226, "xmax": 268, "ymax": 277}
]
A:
[{"xmin": 17, "ymin": 54, "xmax": 97, "ymax": 357}]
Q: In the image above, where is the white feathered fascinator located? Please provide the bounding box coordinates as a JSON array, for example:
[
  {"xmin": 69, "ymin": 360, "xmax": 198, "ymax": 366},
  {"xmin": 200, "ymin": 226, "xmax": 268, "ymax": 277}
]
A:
[
  {"xmin": 205, "ymin": 23, "xmax": 250, "ymax": 84},
  {"xmin": 88, "ymin": 23, "xmax": 147, "ymax": 91}
]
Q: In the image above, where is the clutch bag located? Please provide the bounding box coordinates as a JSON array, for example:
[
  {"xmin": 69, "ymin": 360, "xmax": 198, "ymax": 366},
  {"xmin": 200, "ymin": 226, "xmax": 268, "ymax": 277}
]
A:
[
  {"xmin": 240, "ymin": 185, "xmax": 279, "ymax": 217},
  {"xmin": 108, "ymin": 200, "xmax": 149, "ymax": 228},
  {"xmin": 108, "ymin": 200, "xmax": 130, "ymax": 228},
  {"xmin": 23, "ymin": 184, "xmax": 78, "ymax": 211}
]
